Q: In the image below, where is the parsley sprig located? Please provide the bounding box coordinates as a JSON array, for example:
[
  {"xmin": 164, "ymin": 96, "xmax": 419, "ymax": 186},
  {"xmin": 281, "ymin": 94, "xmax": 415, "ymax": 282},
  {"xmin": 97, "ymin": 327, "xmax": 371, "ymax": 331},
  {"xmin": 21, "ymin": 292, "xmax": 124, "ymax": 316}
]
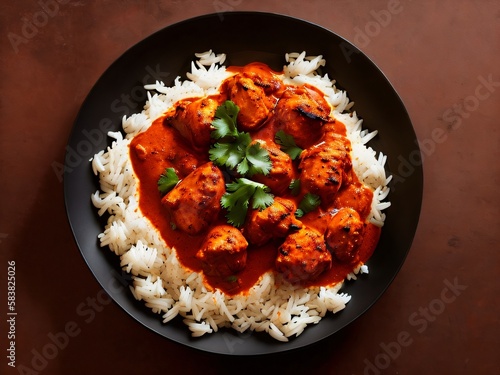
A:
[
  {"xmin": 221, "ymin": 178, "xmax": 274, "ymax": 227},
  {"xmin": 209, "ymin": 101, "xmax": 272, "ymax": 177}
]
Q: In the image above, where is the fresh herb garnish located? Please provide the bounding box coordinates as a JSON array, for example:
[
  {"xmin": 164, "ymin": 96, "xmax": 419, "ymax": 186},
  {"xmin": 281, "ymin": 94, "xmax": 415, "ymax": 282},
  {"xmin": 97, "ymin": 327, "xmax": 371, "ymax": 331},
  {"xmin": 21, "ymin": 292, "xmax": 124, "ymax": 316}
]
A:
[
  {"xmin": 226, "ymin": 275, "xmax": 239, "ymax": 283},
  {"xmin": 295, "ymin": 193, "xmax": 321, "ymax": 217},
  {"xmin": 210, "ymin": 100, "xmax": 240, "ymax": 139},
  {"xmin": 209, "ymin": 100, "xmax": 272, "ymax": 177},
  {"xmin": 157, "ymin": 167, "xmax": 179, "ymax": 195},
  {"xmin": 220, "ymin": 178, "xmax": 274, "ymax": 227},
  {"xmin": 207, "ymin": 101, "xmax": 275, "ymax": 227},
  {"xmin": 288, "ymin": 179, "xmax": 301, "ymax": 196},
  {"xmin": 275, "ymin": 130, "xmax": 303, "ymax": 160},
  {"xmin": 238, "ymin": 141, "xmax": 272, "ymax": 176}
]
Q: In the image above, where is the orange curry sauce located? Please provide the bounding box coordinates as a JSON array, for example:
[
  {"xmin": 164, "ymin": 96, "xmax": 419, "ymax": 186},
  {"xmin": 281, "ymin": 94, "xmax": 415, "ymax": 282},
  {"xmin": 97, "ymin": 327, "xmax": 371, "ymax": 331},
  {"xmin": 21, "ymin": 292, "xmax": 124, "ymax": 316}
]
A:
[{"xmin": 129, "ymin": 63, "xmax": 381, "ymax": 296}]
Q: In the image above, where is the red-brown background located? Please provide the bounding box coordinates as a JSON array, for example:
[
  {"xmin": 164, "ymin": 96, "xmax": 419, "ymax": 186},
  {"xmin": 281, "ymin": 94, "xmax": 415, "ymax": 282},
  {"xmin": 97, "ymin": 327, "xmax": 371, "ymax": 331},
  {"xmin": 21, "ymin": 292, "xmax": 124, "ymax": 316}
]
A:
[{"xmin": 1, "ymin": 1, "xmax": 499, "ymax": 374}]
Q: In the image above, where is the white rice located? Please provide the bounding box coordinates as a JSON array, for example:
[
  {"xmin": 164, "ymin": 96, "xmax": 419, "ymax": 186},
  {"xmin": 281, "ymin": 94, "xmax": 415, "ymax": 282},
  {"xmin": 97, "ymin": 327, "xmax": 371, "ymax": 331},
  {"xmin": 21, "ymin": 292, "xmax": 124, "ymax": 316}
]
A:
[{"xmin": 91, "ymin": 50, "xmax": 391, "ymax": 341}]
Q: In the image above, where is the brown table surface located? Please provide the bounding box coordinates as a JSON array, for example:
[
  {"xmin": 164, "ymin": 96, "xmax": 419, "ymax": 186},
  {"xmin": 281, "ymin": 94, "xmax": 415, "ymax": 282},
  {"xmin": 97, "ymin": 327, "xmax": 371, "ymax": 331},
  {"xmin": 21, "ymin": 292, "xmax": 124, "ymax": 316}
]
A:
[{"xmin": 1, "ymin": 1, "xmax": 499, "ymax": 374}]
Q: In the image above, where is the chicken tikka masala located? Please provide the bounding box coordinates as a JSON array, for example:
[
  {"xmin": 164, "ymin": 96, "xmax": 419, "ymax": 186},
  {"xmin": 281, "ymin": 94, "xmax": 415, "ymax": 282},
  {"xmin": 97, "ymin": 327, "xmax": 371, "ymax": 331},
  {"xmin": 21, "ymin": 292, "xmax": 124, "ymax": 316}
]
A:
[{"xmin": 129, "ymin": 62, "xmax": 381, "ymax": 295}]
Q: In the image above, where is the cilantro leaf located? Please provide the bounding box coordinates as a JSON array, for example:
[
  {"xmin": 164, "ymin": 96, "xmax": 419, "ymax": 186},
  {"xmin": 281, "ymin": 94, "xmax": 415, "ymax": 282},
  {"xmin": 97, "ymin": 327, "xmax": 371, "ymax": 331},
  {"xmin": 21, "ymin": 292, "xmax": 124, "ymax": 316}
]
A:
[
  {"xmin": 226, "ymin": 275, "xmax": 239, "ymax": 283},
  {"xmin": 209, "ymin": 101, "xmax": 274, "ymax": 227},
  {"xmin": 209, "ymin": 141, "xmax": 245, "ymax": 169},
  {"xmin": 209, "ymin": 101, "xmax": 272, "ymax": 177},
  {"xmin": 275, "ymin": 130, "xmax": 303, "ymax": 160},
  {"xmin": 236, "ymin": 156, "xmax": 250, "ymax": 176},
  {"xmin": 245, "ymin": 142, "xmax": 272, "ymax": 176},
  {"xmin": 211, "ymin": 100, "xmax": 239, "ymax": 139},
  {"xmin": 221, "ymin": 178, "xmax": 274, "ymax": 227},
  {"xmin": 295, "ymin": 193, "xmax": 321, "ymax": 217},
  {"xmin": 288, "ymin": 179, "xmax": 301, "ymax": 196},
  {"xmin": 221, "ymin": 180, "xmax": 254, "ymax": 209},
  {"xmin": 251, "ymin": 185, "xmax": 275, "ymax": 209},
  {"xmin": 157, "ymin": 168, "xmax": 179, "ymax": 195}
]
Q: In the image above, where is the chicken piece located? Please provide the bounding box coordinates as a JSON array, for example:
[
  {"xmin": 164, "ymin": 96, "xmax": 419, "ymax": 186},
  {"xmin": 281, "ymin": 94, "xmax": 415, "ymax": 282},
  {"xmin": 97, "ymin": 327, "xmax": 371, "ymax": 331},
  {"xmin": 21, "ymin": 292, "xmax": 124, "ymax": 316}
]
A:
[
  {"xmin": 322, "ymin": 119, "xmax": 347, "ymax": 138},
  {"xmin": 273, "ymin": 86, "xmax": 331, "ymax": 148},
  {"xmin": 333, "ymin": 182, "xmax": 373, "ymax": 220},
  {"xmin": 239, "ymin": 62, "xmax": 282, "ymax": 95},
  {"xmin": 196, "ymin": 225, "xmax": 248, "ymax": 277},
  {"xmin": 161, "ymin": 162, "xmax": 225, "ymax": 235},
  {"xmin": 227, "ymin": 75, "xmax": 270, "ymax": 131},
  {"xmin": 164, "ymin": 96, "xmax": 222, "ymax": 152},
  {"xmin": 275, "ymin": 227, "xmax": 332, "ymax": 283},
  {"xmin": 244, "ymin": 197, "xmax": 302, "ymax": 246},
  {"xmin": 168, "ymin": 151, "xmax": 199, "ymax": 177},
  {"xmin": 251, "ymin": 140, "xmax": 294, "ymax": 195},
  {"xmin": 133, "ymin": 142, "xmax": 198, "ymax": 178},
  {"xmin": 325, "ymin": 208, "xmax": 365, "ymax": 263},
  {"xmin": 298, "ymin": 135, "xmax": 352, "ymax": 206}
]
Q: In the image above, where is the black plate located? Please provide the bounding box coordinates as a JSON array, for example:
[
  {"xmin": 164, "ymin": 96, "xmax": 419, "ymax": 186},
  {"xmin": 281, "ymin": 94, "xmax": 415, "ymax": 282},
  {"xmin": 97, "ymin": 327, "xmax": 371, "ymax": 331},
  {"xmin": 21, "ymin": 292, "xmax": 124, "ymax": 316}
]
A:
[{"xmin": 64, "ymin": 12, "xmax": 422, "ymax": 355}]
